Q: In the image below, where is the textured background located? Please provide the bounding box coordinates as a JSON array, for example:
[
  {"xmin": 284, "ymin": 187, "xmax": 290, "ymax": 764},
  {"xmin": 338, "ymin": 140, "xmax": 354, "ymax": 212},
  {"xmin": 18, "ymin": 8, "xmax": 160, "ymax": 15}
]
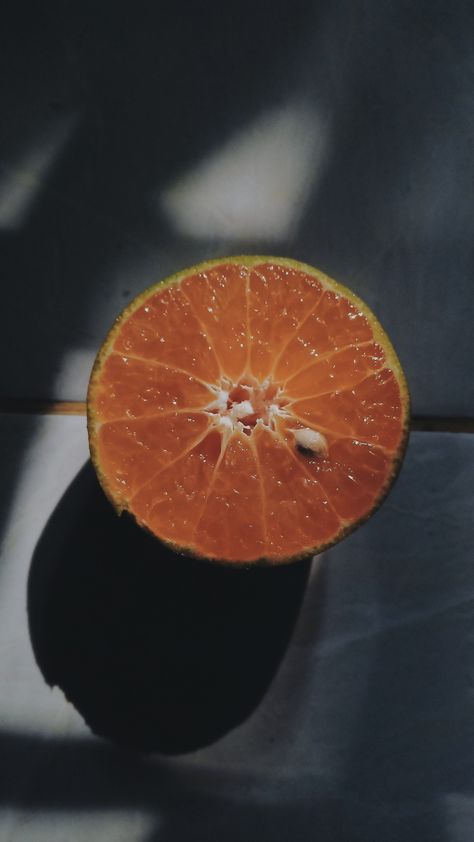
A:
[{"xmin": 0, "ymin": 2, "xmax": 473, "ymax": 840}]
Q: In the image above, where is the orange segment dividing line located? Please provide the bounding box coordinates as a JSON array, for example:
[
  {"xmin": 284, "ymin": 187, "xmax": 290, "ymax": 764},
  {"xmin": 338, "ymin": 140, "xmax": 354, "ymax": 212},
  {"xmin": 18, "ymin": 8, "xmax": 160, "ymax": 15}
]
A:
[
  {"xmin": 113, "ymin": 286, "xmax": 220, "ymax": 382},
  {"xmin": 179, "ymin": 285, "xmax": 224, "ymax": 379},
  {"xmin": 274, "ymin": 290, "xmax": 373, "ymax": 382},
  {"xmin": 252, "ymin": 425, "xmax": 341, "ymax": 559},
  {"xmin": 130, "ymin": 429, "xmax": 223, "ymax": 547},
  {"xmin": 94, "ymin": 353, "xmax": 215, "ymax": 423},
  {"xmin": 277, "ymin": 432, "xmax": 345, "ymax": 530},
  {"xmin": 282, "ymin": 339, "xmax": 379, "ymax": 391},
  {"xmin": 97, "ymin": 412, "xmax": 213, "ymax": 501},
  {"xmin": 248, "ymin": 263, "xmax": 325, "ymax": 382},
  {"xmin": 248, "ymin": 435, "xmax": 268, "ymax": 558},
  {"xmin": 194, "ymin": 431, "xmax": 266, "ymax": 561},
  {"xmin": 109, "ymin": 352, "xmax": 217, "ymax": 389},
  {"xmin": 289, "ymin": 370, "xmax": 404, "ymax": 450},
  {"xmin": 180, "ymin": 264, "xmax": 249, "ymax": 381},
  {"xmin": 311, "ymin": 437, "xmax": 393, "ymax": 522}
]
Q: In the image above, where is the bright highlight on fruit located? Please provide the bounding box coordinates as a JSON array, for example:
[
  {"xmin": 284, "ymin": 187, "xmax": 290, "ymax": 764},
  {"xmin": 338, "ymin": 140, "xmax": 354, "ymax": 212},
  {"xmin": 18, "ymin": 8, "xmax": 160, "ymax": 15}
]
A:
[{"xmin": 88, "ymin": 257, "xmax": 410, "ymax": 565}]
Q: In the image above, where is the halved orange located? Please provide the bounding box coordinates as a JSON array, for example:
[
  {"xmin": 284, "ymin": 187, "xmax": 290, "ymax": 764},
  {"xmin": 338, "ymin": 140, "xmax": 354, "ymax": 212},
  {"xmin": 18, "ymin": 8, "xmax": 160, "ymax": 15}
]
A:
[{"xmin": 88, "ymin": 257, "xmax": 409, "ymax": 565}]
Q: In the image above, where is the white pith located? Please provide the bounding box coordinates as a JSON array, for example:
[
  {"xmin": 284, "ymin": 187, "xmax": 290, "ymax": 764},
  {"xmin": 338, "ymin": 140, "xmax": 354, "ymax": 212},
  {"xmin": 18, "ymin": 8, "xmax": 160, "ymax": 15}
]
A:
[
  {"xmin": 203, "ymin": 377, "xmax": 326, "ymax": 458},
  {"xmin": 205, "ymin": 377, "xmax": 291, "ymax": 438}
]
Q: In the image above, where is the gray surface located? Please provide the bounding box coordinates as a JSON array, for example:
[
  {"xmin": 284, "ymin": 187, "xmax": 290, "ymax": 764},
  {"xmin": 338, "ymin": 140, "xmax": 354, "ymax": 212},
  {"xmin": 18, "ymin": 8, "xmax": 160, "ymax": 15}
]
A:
[
  {"xmin": 1, "ymin": 3, "xmax": 473, "ymax": 840},
  {"xmin": 0, "ymin": 2, "xmax": 473, "ymax": 413},
  {"xmin": 1, "ymin": 415, "xmax": 474, "ymax": 840}
]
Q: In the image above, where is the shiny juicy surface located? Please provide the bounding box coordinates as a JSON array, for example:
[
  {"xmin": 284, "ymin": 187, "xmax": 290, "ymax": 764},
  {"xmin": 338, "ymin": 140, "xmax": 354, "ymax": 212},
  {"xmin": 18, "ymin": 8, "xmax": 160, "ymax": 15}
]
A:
[{"xmin": 90, "ymin": 262, "xmax": 406, "ymax": 562}]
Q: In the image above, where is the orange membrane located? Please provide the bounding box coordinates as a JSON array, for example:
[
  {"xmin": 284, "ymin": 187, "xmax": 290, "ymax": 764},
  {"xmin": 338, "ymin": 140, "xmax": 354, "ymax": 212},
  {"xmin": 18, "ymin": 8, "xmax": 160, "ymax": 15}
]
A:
[{"xmin": 89, "ymin": 260, "xmax": 408, "ymax": 563}]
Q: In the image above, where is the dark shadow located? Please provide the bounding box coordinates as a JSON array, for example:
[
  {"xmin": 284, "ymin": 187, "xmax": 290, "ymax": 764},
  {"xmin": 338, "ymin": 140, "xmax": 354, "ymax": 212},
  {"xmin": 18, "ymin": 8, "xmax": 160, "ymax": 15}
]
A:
[{"xmin": 28, "ymin": 461, "xmax": 310, "ymax": 754}]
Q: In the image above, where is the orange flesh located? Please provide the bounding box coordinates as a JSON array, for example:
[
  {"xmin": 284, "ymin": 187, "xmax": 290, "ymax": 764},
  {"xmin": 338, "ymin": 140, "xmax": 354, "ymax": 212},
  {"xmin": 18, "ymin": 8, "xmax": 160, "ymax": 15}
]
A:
[{"xmin": 89, "ymin": 260, "xmax": 408, "ymax": 563}]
